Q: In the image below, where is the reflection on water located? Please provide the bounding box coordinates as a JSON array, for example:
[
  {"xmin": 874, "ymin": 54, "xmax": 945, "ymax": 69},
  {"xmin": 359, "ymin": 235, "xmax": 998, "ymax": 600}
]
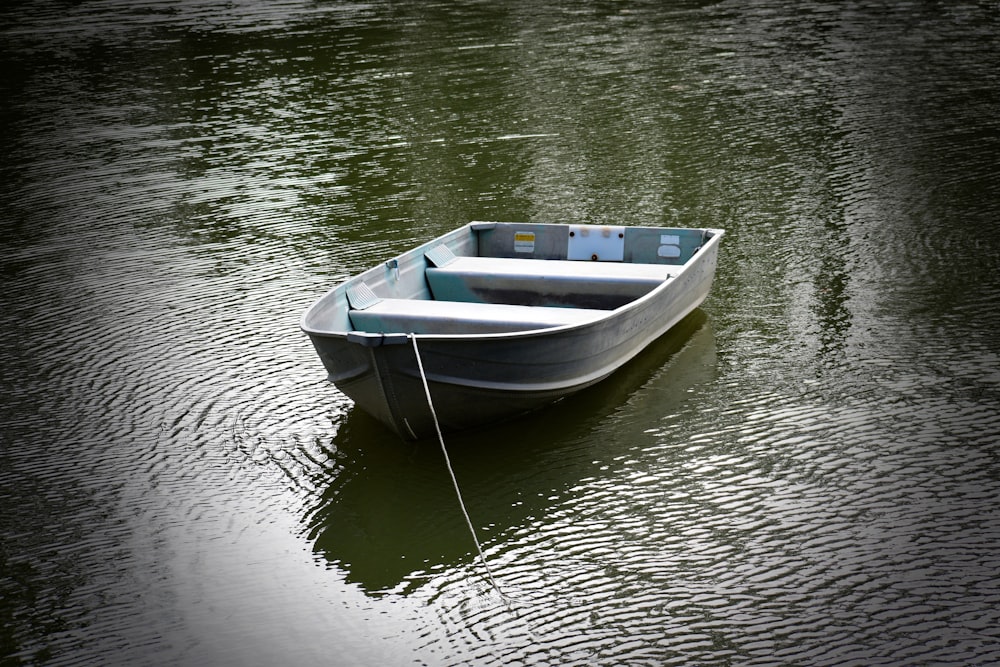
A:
[
  {"xmin": 307, "ymin": 312, "xmax": 713, "ymax": 595},
  {"xmin": 2, "ymin": 0, "xmax": 1000, "ymax": 664}
]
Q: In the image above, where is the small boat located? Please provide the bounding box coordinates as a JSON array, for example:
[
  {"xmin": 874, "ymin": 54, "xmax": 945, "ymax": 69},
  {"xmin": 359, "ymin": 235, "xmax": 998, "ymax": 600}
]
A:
[{"xmin": 301, "ymin": 221, "xmax": 724, "ymax": 440}]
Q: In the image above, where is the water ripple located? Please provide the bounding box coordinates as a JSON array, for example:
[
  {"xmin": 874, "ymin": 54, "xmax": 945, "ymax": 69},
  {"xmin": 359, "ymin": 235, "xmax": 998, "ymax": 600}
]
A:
[{"xmin": 3, "ymin": 0, "xmax": 1000, "ymax": 664}]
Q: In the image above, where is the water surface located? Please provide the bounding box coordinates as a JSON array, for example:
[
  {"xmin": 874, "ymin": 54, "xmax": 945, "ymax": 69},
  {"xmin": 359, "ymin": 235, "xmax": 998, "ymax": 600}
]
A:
[{"xmin": 2, "ymin": 1, "xmax": 999, "ymax": 665}]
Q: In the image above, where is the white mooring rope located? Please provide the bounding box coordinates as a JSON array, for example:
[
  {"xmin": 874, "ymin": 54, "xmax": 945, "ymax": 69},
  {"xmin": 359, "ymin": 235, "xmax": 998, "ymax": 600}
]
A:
[{"xmin": 410, "ymin": 334, "xmax": 516, "ymax": 603}]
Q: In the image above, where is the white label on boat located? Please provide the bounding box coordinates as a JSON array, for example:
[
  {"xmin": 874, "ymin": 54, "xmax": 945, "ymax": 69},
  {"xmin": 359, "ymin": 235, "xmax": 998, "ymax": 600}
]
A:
[
  {"xmin": 567, "ymin": 225, "xmax": 625, "ymax": 261},
  {"xmin": 658, "ymin": 234, "xmax": 681, "ymax": 258},
  {"xmin": 658, "ymin": 244, "xmax": 681, "ymax": 258},
  {"xmin": 514, "ymin": 232, "xmax": 535, "ymax": 253}
]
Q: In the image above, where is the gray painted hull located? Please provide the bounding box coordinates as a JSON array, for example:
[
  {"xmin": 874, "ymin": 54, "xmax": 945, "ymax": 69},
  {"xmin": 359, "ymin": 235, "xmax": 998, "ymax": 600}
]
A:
[{"xmin": 302, "ymin": 223, "xmax": 723, "ymax": 440}]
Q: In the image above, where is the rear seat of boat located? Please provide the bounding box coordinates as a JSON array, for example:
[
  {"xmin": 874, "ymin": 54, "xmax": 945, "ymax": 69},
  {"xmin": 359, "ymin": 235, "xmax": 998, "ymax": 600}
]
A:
[{"xmin": 423, "ymin": 244, "xmax": 681, "ymax": 309}]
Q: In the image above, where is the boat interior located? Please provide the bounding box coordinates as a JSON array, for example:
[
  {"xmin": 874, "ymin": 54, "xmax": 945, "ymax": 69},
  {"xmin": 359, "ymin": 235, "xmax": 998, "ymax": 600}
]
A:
[{"xmin": 305, "ymin": 223, "xmax": 711, "ymax": 337}]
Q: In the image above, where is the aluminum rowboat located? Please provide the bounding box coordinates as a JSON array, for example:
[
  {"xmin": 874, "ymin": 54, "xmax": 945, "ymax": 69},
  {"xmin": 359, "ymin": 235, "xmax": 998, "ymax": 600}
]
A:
[{"xmin": 300, "ymin": 221, "xmax": 724, "ymax": 440}]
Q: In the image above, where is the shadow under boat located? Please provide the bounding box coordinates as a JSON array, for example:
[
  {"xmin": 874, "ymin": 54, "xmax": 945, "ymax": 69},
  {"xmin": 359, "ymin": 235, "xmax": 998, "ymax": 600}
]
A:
[{"xmin": 303, "ymin": 309, "xmax": 716, "ymax": 596}]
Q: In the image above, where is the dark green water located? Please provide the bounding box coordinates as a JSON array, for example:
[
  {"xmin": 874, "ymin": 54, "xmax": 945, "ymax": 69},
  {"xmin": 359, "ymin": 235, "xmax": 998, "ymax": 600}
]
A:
[{"xmin": 2, "ymin": 1, "xmax": 999, "ymax": 665}]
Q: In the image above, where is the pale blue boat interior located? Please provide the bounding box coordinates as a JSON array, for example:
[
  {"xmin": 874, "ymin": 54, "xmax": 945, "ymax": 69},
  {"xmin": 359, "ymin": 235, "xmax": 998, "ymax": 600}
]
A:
[{"xmin": 305, "ymin": 222, "xmax": 717, "ymax": 338}]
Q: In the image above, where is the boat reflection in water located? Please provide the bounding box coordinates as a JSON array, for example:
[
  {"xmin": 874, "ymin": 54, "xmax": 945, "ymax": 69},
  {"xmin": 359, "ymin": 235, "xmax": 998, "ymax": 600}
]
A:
[{"xmin": 304, "ymin": 311, "xmax": 716, "ymax": 596}]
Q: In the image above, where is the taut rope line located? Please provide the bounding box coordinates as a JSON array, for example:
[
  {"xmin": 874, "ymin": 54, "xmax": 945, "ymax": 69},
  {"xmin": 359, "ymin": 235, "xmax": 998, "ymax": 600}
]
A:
[{"xmin": 409, "ymin": 334, "xmax": 515, "ymax": 602}]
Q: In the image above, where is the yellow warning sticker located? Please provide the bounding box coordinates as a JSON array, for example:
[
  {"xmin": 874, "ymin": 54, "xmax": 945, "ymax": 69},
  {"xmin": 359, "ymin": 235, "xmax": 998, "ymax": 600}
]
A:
[{"xmin": 514, "ymin": 232, "xmax": 535, "ymax": 253}]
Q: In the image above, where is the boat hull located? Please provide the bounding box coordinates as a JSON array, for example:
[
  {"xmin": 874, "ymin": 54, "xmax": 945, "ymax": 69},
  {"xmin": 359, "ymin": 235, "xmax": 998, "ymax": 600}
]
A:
[{"xmin": 302, "ymin": 223, "xmax": 722, "ymax": 440}]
